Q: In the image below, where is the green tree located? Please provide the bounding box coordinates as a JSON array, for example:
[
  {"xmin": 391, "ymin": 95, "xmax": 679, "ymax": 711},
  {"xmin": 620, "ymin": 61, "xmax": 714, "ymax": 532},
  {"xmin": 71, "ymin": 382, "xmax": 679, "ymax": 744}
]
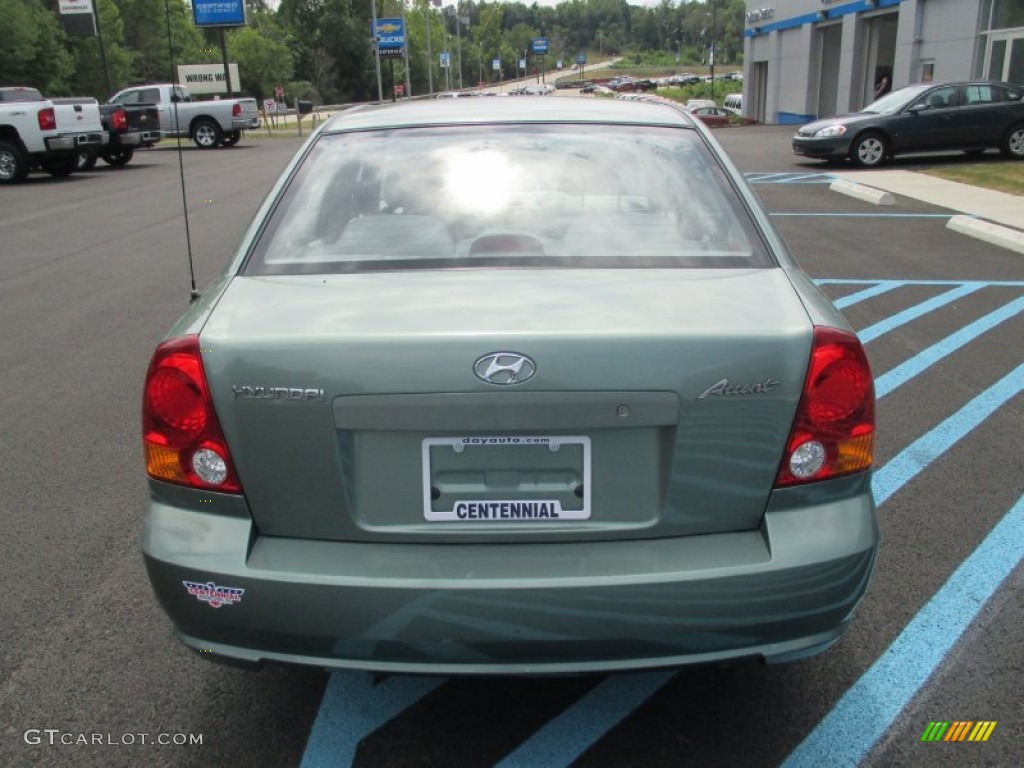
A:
[
  {"xmin": 117, "ymin": 0, "xmax": 205, "ymax": 87},
  {"xmin": 0, "ymin": 0, "xmax": 74, "ymax": 93},
  {"xmin": 228, "ymin": 18, "xmax": 294, "ymax": 100},
  {"xmin": 67, "ymin": 0, "xmax": 132, "ymax": 97}
]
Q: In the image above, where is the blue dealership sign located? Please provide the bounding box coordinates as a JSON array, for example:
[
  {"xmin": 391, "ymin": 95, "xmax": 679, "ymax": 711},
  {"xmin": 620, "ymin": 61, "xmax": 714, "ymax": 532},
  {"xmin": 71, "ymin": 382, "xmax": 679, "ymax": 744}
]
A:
[
  {"xmin": 531, "ymin": 37, "xmax": 549, "ymax": 55},
  {"xmin": 372, "ymin": 17, "xmax": 405, "ymax": 58},
  {"xmin": 192, "ymin": 0, "xmax": 246, "ymax": 28}
]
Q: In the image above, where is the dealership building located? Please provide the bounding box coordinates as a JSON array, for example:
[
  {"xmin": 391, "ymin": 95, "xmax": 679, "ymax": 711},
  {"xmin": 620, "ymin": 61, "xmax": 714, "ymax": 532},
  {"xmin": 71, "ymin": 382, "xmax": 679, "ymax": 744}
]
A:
[{"xmin": 743, "ymin": 0, "xmax": 1024, "ymax": 123}]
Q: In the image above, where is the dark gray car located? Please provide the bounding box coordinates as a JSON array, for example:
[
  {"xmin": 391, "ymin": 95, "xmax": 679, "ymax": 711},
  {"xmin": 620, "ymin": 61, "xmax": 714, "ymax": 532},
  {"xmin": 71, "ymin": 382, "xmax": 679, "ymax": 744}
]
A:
[{"xmin": 793, "ymin": 80, "xmax": 1024, "ymax": 167}]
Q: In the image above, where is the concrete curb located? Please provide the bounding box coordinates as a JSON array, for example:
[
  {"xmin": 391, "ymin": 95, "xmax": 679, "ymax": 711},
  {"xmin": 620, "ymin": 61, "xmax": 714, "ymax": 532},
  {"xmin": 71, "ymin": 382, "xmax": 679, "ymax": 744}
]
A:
[
  {"xmin": 947, "ymin": 215, "xmax": 1024, "ymax": 256},
  {"xmin": 829, "ymin": 178, "xmax": 895, "ymax": 206}
]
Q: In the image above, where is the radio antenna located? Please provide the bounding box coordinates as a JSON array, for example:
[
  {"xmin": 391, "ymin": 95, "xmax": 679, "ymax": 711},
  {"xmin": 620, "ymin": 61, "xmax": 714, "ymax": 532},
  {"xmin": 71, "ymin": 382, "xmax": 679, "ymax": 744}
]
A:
[{"xmin": 164, "ymin": 0, "xmax": 200, "ymax": 302}]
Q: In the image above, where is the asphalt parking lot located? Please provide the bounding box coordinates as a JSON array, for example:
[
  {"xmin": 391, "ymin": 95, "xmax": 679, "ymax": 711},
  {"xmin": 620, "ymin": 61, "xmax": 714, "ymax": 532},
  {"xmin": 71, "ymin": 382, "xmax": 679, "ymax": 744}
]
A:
[{"xmin": 1, "ymin": 120, "xmax": 1021, "ymax": 768}]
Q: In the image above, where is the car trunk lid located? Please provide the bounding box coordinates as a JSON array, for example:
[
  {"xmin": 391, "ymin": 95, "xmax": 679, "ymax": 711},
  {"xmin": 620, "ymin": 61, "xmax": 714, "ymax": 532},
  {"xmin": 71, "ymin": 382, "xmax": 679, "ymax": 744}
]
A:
[{"xmin": 200, "ymin": 268, "xmax": 812, "ymax": 543}]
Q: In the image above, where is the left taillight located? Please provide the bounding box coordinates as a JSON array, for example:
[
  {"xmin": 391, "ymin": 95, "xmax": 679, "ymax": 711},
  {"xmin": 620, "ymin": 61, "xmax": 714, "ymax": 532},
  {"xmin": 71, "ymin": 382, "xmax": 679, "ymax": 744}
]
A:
[
  {"xmin": 232, "ymin": 103, "xmax": 241, "ymax": 117},
  {"xmin": 37, "ymin": 107, "xmax": 57, "ymax": 131},
  {"xmin": 142, "ymin": 335, "xmax": 242, "ymax": 493},
  {"xmin": 775, "ymin": 326, "xmax": 875, "ymax": 487}
]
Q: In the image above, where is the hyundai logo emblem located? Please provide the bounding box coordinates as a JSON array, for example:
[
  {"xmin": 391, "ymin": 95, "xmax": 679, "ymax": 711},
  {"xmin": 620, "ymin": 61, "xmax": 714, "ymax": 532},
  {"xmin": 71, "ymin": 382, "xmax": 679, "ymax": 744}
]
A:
[{"xmin": 473, "ymin": 352, "xmax": 536, "ymax": 386}]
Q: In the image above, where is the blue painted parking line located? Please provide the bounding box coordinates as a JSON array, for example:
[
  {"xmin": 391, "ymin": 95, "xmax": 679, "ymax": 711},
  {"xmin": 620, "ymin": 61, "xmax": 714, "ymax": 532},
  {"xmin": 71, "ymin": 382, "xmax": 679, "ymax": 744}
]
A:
[
  {"xmin": 816, "ymin": 279, "xmax": 1024, "ymax": 286},
  {"xmin": 871, "ymin": 361, "xmax": 1024, "ymax": 506},
  {"xmin": 782, "ymin": 489, "xmax": 1024, "ymax": 767},
  {"xmin": 771, "ymin": 212, "xmax": 952, "ymax": 218},
  {"xmin": 301, "ymin": 672, "xmax": 444, "ymax": 768},
  {"xmin": 494, "ymin": 671, "xmax": 676, "ymax": 768},
  {"xmin": 875, "ymin": 296, "xmax": 1024, "ymax": 398},
  {"xmin": 745, "ymin": 172, "xmax": 836, "ymax": 184},
  {"xmin": 832, "ymin": 280, "xmax": 903, "ymax": 310},
  {"xmin": 857, "ymin": 282, "xmax": 985, "ymax": 343}
]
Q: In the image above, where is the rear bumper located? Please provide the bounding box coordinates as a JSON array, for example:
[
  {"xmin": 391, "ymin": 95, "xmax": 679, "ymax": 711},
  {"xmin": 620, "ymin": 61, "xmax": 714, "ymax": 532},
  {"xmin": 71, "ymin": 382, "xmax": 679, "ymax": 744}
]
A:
[
  {"xmin": 115, "ymin": 130, "xmax": 161, "ymax": 146},
  {"xmin": 143, "ymin": 477, "xmax": 878, "ymax": 674},
  {"xmin": 45, "ymin": 132, "xmax": 104, "ymax": 151}
]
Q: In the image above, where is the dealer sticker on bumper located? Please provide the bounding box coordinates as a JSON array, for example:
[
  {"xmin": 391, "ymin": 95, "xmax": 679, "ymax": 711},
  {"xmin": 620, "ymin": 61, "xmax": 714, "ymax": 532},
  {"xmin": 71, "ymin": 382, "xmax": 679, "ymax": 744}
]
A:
[
  {"xmin": 422, "ymin": 435, "xmax": 591, "ymax": 522},
  {"xmin": 182, "ymin": 580, "xmax": 245, "ymax": 608}
]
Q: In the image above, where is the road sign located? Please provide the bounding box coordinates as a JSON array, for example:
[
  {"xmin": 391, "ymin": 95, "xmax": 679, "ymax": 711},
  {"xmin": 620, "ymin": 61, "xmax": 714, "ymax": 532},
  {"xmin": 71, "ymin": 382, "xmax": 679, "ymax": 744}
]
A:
[
  {"xmin": 372, "ymin": 17, "xmax": 405, "ymax": 58},
  {"xmin": 531, "ymin": 37, "xmax": 549, "ymax": 55},
  {"xmin": 192, "ymin": 0, "xmax": 245, "ymax": 27},
  {"xmin": 440, "ymin": 52, "xmax": 450, "ymax": 68},
  {"xmin": 576, "ymin": 52, "xmax": 587, "ymax": 66},
  {"xmin": 493, "ymin": 58, "xmax": 501, "ymax": 71},
  {"xmin": 263, "ymin": 99, "xmax": 276, "ymax": 113},
  {"xmin": 274, "ymin": 85, "xmax": 284, "ymax": 99},
  {"xmin": 394, "ymin": 84, "xmax": 404, "ymax": 96}
]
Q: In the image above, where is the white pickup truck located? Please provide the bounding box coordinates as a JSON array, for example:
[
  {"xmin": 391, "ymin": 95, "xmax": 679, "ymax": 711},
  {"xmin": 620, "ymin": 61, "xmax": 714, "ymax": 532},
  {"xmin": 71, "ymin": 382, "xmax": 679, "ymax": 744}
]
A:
[
  {"xmin": 109, "ymin": 84, "xmax": 259, "ymax": 149},
  {"xmin": 0, "ymin": 86, "xmax": 105, "ymax": 183}
]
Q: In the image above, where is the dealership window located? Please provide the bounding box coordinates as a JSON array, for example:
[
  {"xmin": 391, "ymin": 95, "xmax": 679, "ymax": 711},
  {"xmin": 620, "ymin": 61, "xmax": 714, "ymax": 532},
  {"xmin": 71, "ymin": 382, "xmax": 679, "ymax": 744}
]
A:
[{"xmin": 993, "ymin": 0, "xmax": 1024, "ymax": 28}]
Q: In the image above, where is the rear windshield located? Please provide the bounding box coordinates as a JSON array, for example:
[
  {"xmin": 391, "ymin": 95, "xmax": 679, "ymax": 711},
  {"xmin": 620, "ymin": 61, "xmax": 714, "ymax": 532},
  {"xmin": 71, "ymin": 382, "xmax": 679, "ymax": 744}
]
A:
[
  {"xmin": 0, "ymin": 88, "xmax": 45, "ymax": 103},
  {"xmin": 244, "ymin": 123, "xmax": 771, "ymax": 274}
]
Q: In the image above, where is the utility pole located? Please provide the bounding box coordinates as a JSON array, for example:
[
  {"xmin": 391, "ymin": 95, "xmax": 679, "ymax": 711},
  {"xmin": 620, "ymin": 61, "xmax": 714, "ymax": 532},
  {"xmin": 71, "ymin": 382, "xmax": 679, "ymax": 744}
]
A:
[
  {"xmin": 425, "ymin": 0, "xmax": 434, "ymax": 94},
  {"xmin": 371, "ymin": 0, "xmax": 383, "ymax": 103},
  {"xmin": 710, "ymin": 0, "xmax": 717, "ymax": 103},
  {"xmin": 455, "ymin": 5, "xmax": 463, "ymax": 91},
  {"xmin": 402, "ymin": 3, "xmax": 411, "ymax": 97}
]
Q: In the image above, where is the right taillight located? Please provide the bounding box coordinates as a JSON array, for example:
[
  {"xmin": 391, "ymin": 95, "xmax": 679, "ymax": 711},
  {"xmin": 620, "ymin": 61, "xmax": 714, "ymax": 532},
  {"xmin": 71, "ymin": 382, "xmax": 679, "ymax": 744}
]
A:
[
  {"xmin": 775, "ymin": 326, "xmax": 875, "ymax": 487},
  {"xmin": 37, "ymin": 107, "xmax": 57, "ymax": 131},
  {"xmin": 142, "ymin": 335, "xmax": 242, "ymax": 494}
]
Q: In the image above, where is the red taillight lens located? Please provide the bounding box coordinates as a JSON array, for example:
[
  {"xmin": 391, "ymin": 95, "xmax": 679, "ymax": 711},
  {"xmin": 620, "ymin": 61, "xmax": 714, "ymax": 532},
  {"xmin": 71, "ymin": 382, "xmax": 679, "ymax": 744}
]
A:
[
  {"xmin": 232, "ymin": 103, "xmax": 241, "ymax": 117},
  {"xmin": 142, "ymin": 335, "xmax": 242, "ymax": 493},
  {"xmin": 111, "ymin": 107, "xmax": 127, "ymax": 132},
  {"xmin": 775, "ymin": 327, "xmax": 875, "ymax": 487},
  {"xmin": 38, "ymin": 107, "xmax": 57, "ymax": 131}
]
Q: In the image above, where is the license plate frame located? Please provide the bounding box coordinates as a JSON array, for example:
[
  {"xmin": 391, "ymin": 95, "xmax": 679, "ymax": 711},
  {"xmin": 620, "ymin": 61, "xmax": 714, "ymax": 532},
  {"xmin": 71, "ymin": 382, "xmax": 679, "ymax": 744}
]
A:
[{"xmin": 421, "ymin": 435, "xmax": 591, "ymax": 522}]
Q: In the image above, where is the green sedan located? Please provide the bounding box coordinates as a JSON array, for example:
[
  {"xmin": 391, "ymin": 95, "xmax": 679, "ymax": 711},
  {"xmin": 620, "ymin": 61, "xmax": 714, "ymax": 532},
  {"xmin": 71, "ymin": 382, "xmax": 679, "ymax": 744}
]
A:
[{"xmin": 142, "ymin": 97, "xmax": 878, "ymax": 674}]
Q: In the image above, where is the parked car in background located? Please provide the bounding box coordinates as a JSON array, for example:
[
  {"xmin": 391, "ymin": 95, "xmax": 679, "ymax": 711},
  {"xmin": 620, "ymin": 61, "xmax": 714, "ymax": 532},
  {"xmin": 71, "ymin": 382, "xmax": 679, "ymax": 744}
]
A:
[
  {"xmin": 793, "ymin": 80, "xmax": 1024, "ymax": 167},
  {"xmin": 690, "ymin": 105, "xmax": 755, "ymax": 128},
  {"xmin": 690, "ymin": 105, "xmax": 739, "ymax": 127},
  {"xmin": 724, "ymin": 93, "xmax": 743, "ymax": 111},
  {"xmin": 109, "ymin": 84, "xmax": 259, "ymax": 149},
  {"xmin": 0, "ymin": 86, "xmax": 104, "ymax": 182},
  {"xmin": 142, "ymin": 97, "xmax": 879, "ymax": 675},
  {"xmin": 68, "ymin": 100, "xmax": 161, "ymax": 170},
  {"xmin": 685, "ymin": 98, "xmax": 718, "ymax": 111}
]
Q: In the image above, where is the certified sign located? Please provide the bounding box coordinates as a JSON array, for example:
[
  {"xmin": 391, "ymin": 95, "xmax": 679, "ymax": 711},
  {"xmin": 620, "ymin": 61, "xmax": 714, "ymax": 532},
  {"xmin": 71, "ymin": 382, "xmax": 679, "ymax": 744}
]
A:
[{"xmin": 192, "ymin": 0, "xmax": 246, "ymax": 28}]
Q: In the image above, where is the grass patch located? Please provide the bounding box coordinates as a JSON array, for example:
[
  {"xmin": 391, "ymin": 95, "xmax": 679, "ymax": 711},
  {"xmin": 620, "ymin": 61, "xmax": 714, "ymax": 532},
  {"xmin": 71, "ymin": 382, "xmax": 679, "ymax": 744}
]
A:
[{"xmin": 921, "ymin": 163, "xmax": 1024, "ymax": 196}]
